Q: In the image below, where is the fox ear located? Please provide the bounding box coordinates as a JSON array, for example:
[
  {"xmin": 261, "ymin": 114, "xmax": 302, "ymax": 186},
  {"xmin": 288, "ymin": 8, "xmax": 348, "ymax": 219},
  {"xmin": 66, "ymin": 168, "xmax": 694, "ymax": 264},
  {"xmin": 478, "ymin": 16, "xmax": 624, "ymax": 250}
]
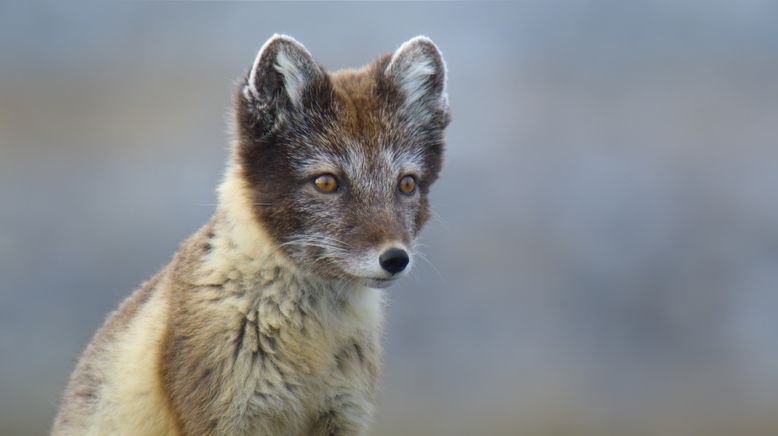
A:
[
  {"xmin": 243, "ymin": 34, "xmax": 325, "ymax": 115},
  {"xmin": 384, "ymin": 36, "xmax": 448, "ymax": 122}
]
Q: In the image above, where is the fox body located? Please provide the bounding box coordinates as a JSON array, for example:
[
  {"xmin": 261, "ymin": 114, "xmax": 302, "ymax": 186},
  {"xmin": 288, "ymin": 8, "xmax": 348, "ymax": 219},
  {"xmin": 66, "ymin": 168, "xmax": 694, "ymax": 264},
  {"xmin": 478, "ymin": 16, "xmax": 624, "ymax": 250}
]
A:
[{"xmin": 51, "ymin": 35, "xmax": 449, "ymax": 436}]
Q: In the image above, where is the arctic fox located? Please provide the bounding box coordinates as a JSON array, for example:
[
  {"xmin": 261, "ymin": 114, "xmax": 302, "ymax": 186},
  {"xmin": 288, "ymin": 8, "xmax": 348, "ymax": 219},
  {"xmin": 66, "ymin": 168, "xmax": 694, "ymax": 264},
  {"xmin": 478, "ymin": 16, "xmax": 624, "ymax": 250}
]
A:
[{"xmin": 51, "ymin": 34, "xmax": 449, "ymax": 436}]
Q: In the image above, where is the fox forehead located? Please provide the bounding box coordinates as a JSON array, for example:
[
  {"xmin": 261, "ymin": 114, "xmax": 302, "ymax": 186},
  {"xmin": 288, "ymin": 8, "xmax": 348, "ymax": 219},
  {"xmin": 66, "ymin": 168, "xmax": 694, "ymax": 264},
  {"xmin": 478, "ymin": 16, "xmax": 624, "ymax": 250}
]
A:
[
  {"xmin": 294, "ymin": 144, "xmax": 424, "ymax": 179},
  {"xmin": 286, "ymin": 67, "xmax": 428, "ymax": 180}
]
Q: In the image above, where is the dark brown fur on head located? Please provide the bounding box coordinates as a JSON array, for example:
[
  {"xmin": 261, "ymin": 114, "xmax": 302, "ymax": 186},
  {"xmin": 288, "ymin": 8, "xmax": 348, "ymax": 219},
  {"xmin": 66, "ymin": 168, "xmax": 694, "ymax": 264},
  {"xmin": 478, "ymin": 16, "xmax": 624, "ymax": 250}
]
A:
[{"xmin": 234, "ymin": 35, "xmax": 449, "ymax": 287}]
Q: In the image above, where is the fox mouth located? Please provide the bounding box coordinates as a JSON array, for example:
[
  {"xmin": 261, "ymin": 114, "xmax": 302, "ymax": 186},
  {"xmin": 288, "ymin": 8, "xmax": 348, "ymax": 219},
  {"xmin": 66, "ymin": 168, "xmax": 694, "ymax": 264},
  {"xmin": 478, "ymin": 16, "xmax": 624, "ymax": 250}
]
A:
[{"xmin": 358, "ymin": 276, "xmax": 398, "ymax": 289}]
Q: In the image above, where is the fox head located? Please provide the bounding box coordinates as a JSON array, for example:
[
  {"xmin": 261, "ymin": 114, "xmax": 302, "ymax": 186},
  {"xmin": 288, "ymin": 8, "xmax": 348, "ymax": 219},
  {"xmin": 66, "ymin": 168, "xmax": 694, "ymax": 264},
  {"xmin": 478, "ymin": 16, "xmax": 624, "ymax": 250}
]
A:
[{"xmin": 232, "ymin": 34, "xmax": 449, "ymax": 288}]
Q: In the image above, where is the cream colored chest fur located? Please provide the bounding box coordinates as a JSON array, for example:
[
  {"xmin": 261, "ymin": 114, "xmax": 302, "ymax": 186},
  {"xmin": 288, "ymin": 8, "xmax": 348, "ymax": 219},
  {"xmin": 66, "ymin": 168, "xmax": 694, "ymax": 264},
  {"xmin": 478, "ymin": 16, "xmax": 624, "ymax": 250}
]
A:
[
  {"xmin": 155, "ymin": 216, "xmax": 385, "ymax": 435},
  {"xmin": 53, "ymin": 252, "xmax": 384, "ymax": 436}
]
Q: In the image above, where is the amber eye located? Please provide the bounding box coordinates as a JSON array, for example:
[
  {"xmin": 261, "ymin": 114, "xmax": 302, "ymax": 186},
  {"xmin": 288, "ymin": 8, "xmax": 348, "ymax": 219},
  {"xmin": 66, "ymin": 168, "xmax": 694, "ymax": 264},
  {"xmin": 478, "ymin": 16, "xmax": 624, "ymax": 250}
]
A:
[
  {"xmin": 398, "ymin": 175, "xmax": 417, "ymax": 195},
  {"xmin": 313, "ymin": 174, "xmax": 339, "ymax": 193}
]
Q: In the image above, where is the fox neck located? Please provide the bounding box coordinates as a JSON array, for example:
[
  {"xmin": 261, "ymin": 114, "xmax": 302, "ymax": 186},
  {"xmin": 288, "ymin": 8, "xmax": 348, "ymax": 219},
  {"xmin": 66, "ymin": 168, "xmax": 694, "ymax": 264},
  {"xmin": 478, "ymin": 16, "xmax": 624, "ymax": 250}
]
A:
[
  {"xmin": 215, "ymin": 161, "xmax": 286, "ymax": 267},
  {"xmin": 202, "ymin": 159, "xmax": 356, "ymax": 298}
]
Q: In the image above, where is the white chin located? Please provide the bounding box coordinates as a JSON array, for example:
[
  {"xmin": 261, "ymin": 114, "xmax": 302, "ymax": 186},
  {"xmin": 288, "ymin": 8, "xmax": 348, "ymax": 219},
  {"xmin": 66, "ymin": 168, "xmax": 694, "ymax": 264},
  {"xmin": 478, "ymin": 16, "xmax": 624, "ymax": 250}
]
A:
[{"xmin": 358, "ymin": 277, "xmax": 398, "ymax": 289}]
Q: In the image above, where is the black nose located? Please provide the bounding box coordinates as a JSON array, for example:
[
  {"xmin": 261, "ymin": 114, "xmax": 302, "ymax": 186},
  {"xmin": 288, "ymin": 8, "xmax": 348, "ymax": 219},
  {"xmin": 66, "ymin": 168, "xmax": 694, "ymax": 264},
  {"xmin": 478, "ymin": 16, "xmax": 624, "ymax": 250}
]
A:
[{"xmin": 379, "ymin": 248, "xmax": 409, "ymax": 275}]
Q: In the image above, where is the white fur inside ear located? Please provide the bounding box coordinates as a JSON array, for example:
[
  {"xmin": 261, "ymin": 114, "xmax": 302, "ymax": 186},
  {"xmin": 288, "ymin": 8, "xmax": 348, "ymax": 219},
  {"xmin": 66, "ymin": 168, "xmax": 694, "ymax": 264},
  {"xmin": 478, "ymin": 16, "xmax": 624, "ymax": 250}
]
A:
[
  {"xmin": 395, "ymin": 57, "xmax": 436, "ymax": 106},
  {"xmin": 386, "ymin": 36, "xmax": 447, "ymax": 108},
  {"xmin": 274, "ymin": 49, "xmax": 306, "ymax": 107},
  {"xmin": 246, "ymin": 34, "xmax": 312, "ymax": 107}
]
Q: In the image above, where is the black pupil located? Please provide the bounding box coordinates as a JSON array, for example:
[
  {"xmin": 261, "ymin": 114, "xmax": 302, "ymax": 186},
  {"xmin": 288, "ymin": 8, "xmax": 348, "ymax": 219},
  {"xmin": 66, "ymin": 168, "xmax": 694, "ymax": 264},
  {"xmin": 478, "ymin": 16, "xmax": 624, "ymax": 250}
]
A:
[{"xmin": 318, "ymin": 176, "xmax": 334, "ymax": 190}]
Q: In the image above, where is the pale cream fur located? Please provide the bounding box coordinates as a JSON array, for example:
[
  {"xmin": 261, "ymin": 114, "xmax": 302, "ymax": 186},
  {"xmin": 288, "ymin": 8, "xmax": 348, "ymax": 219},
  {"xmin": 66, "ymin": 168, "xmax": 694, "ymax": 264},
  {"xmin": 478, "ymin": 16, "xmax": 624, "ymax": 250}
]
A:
[
  {"xmin": 201, "ymin": 162, "xmax": 385, "ymax": 434},
  {"xmin": 83, "ymin": 286, "xmax": 178, "ymax": 436},
  {"xmin": 52, "ymin": 160, "xmax": 385, "ymax": 435}
]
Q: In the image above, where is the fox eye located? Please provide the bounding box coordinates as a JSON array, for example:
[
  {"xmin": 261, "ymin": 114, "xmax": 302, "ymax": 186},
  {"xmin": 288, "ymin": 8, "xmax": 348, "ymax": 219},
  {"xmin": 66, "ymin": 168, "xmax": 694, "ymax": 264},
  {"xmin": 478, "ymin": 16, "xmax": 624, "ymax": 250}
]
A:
[
  {"xmin": 313, "ymin": 174, "xmax": 339, "ymax": 193},
  {"xmin": 398, "ymin": 175, "xmax": 417, "ymax": 195}
]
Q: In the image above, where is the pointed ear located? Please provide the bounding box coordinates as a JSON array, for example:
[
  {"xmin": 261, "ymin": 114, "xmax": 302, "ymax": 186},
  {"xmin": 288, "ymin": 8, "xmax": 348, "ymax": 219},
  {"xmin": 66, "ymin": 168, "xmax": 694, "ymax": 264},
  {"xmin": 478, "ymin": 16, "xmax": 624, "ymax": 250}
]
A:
[
  {"xmin": 384, "ymin": 36, "xmax": 449, "ymax": 121},
  {"xmin": 243, "ymin": 34, "xmax": 325, "ymax": 112}
]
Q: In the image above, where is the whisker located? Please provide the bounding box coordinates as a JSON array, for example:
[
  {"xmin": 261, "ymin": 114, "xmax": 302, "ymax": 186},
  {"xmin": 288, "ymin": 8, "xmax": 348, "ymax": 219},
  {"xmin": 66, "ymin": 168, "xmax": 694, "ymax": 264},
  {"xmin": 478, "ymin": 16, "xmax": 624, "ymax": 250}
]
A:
[
  {"xmin": 429, "ymin": 208, "xmax": 450, "ymax": 230},
  {"xmin": 278, "ymin": 237, "xmax": 351, "ymax": 255},
  {"xmin": 414, "ymin": 250, "xmax": 445, "ymax": 284},
  {"xmin": 280, "ymin": 237, "xmax": 347, "ymax": 249}
]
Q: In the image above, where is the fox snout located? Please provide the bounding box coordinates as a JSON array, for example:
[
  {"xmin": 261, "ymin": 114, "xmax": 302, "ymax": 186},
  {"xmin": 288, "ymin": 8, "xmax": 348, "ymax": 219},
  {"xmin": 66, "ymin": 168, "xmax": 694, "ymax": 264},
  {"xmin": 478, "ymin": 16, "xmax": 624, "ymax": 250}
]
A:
[{"xmin": 336, "ymin": 242, "xmax": 413, "ymax": 288}]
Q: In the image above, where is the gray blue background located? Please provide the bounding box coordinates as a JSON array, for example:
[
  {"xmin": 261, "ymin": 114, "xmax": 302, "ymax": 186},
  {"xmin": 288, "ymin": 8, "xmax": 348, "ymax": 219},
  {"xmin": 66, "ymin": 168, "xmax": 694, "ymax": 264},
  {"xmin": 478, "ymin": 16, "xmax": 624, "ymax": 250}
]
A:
[{"xmin": 2, "ymin": 2, "xmax": 778, "ymax": 435}]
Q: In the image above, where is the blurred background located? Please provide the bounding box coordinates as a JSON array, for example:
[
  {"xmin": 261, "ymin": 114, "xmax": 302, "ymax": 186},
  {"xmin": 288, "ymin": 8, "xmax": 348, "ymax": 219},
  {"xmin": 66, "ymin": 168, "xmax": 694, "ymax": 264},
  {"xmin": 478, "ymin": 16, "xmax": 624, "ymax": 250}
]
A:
[{"xmin": 2, "ymin": 1, "xmax": 777, "ymax": 435}]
